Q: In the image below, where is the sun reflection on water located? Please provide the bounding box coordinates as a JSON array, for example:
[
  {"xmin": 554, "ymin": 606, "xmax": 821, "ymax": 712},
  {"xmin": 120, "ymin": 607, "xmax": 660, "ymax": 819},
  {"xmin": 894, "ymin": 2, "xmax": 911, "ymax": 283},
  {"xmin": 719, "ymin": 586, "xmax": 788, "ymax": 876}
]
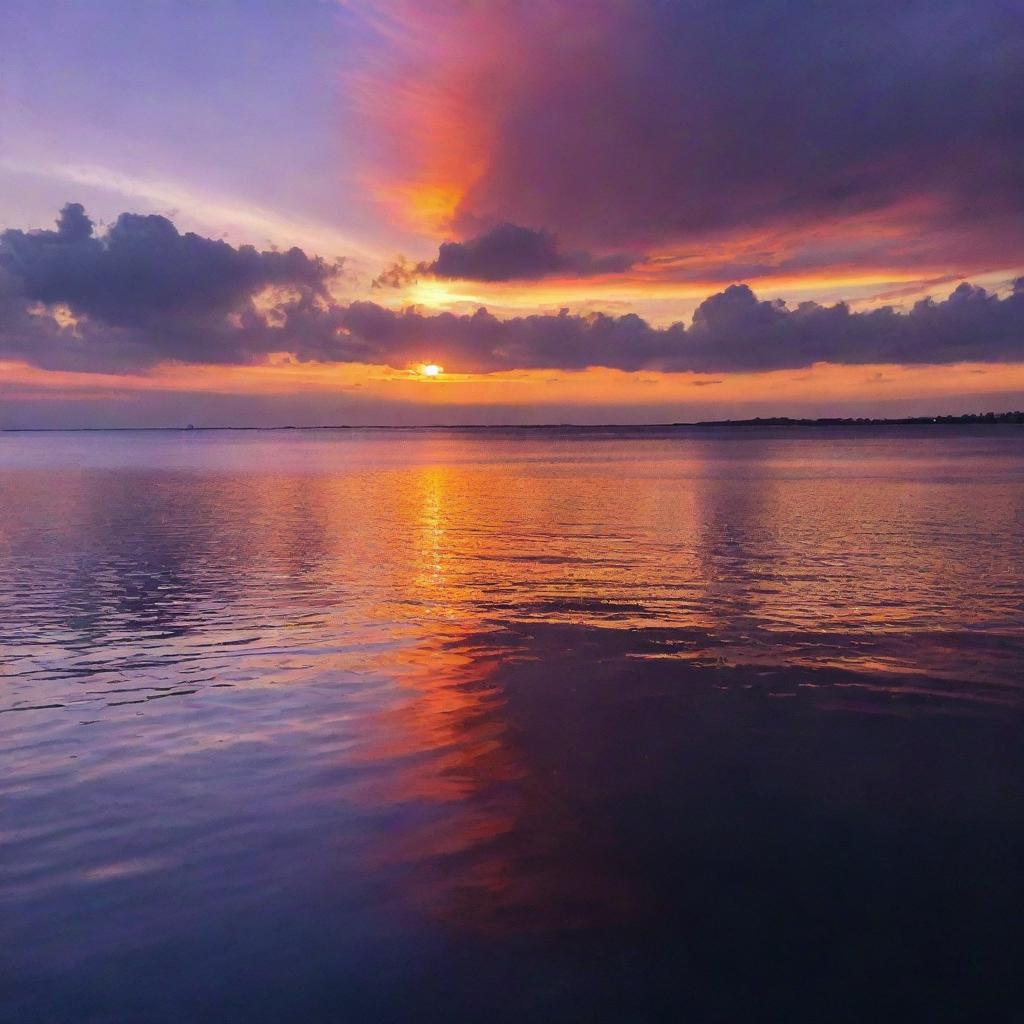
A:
[{"xmin": 2, "ymin": 428, "xmax": 1024, "ymax": 1012}]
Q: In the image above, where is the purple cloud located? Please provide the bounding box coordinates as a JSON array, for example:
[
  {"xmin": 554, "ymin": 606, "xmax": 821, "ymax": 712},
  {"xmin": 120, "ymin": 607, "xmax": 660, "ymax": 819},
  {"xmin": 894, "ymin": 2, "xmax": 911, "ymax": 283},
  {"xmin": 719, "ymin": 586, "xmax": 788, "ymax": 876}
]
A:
[
  {"xmin": 3, "ymin": 207, "xmax": 1023, "ymax": 375},
  {"xmin": 373, "ymin": 1, "xmax": 1024, "ymax": 272},
  {"xmin": 374, "ymin": 223, "xmax": 635, "ymax": 287}
]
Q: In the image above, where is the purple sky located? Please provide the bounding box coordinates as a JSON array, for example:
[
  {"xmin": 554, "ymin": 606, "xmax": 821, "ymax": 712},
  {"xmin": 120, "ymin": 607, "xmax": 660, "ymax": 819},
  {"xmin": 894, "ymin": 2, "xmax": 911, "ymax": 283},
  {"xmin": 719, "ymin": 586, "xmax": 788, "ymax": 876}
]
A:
[{"xmin": 1, "ymin": 0, "xmax": 1023, "ymax": 426}]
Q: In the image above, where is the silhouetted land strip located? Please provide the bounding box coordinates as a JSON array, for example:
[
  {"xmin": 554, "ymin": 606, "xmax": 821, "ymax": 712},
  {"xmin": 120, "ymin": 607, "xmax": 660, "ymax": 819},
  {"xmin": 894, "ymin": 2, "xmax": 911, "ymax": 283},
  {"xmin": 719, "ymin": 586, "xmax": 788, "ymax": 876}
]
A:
[{"xmin": 686, "ymin": 411, "xmax": 1024, "ymax": 427}]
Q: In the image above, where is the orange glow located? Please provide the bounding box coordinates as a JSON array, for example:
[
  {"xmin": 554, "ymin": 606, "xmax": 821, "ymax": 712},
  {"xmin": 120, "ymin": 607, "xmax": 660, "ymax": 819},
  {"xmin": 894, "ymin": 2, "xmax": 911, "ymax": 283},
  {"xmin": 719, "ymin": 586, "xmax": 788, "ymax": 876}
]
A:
[
  {"xmin": 3, "ymin": 357, "xmax": 1024, "ymax": 417},
  {"xmin": 395, "ymin": 183, "xmax": 466, "ymax": 234},
  {"xmin": 371, "ymin": 218, "xmax": 1023, "ymax": 323},
  {"xmin": 347, "ymin": 3, "xmax": 516, "ymax": 236},
  {"xmin": 396, "ymin": 267, "xmax": 953, "ymax": 317}
]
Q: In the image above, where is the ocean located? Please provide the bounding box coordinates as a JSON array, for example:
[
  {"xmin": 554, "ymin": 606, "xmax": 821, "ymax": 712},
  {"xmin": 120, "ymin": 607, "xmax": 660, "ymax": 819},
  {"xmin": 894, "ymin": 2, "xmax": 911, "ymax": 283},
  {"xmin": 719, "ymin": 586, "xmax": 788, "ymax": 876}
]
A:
[{"xmin": 2, "ymin": 426, "xmax": 1022, "ymax": 1022}]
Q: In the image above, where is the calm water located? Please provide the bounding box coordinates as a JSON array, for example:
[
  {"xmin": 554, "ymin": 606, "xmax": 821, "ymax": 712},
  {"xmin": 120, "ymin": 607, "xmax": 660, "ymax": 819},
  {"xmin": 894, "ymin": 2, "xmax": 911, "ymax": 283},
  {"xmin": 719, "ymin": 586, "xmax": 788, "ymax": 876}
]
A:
[{"xmin": 2, "ymin": 427, "xmax": 1023, "ymax": 1023}]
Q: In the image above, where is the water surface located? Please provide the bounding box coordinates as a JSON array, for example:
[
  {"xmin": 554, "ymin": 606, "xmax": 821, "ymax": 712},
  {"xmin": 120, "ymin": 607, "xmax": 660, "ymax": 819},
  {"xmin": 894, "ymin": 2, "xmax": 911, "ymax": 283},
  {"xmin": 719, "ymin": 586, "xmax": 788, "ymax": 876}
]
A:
[{"xmin": 2, "ymin": 427, "xmax": 1023, "ymax": 1022}]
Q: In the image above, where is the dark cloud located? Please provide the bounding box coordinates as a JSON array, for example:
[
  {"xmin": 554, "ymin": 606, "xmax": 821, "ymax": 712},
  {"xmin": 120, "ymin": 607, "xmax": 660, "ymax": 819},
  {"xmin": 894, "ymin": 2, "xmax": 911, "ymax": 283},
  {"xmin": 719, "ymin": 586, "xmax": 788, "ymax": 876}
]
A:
[
  {"xmin": 393, "ymin": 1, "xmax": 1024, "ymax": 265},
  {"xmin": 0, "ymin": 203, "xmax": 353, "ymax": 370},
  {"xmin": 371, "ymin": 255, "xmax": 419, "ymax": 290},
  {"xmin": 373, "ymin": 223, "xmax": 634, "ymax": 287},
  {"xmin": 427, "ymin": 223, "xmax": 633, "ymax": 281},
  {"xmin": 3, "ymin": 207, "xmax": 1023, "ymax": 375},
  {"xmin": 3, "ymin": 202, "xmax": 335, "ymax": 324}
]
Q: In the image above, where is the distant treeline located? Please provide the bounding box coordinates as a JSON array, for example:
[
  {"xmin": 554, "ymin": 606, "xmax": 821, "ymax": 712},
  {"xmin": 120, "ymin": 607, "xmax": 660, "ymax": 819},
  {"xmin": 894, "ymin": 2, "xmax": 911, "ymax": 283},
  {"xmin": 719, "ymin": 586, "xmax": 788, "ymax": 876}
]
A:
[{"xmin": 688, "ymin": 412, "xmax": 1024, "ymax": 427}]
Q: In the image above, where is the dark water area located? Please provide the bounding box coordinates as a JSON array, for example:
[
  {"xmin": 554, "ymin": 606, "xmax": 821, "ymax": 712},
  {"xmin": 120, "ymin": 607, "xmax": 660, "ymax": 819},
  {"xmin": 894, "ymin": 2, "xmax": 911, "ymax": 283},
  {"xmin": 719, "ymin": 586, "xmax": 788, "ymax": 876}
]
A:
[{"xmin": 2, "ymin": 426, "xmax": 1023, "ymax": 1022}]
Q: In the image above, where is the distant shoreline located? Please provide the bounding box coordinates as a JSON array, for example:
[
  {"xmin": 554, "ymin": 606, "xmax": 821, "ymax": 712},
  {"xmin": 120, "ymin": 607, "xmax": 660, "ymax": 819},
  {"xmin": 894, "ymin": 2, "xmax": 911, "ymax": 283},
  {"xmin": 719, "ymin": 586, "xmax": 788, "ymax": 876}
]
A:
[
  {"xmin": 3, "ymin": 412, "xmax": 1023, "ymax": 432},
  {"xmin": 681, "ymin": 412, "xmax": 1024, "ymax": 427}
]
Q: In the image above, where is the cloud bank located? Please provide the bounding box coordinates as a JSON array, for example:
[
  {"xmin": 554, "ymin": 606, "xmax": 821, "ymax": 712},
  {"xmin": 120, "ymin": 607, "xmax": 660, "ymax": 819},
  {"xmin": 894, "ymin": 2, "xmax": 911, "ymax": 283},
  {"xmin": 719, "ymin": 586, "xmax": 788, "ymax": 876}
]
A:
[
  {"xmin": 0, "ymin": 204, "xmax": 355, "ymax": 371},
  {"xmin": 3, "ymin": 206, "xmax": 1023, "ymax": 375}
]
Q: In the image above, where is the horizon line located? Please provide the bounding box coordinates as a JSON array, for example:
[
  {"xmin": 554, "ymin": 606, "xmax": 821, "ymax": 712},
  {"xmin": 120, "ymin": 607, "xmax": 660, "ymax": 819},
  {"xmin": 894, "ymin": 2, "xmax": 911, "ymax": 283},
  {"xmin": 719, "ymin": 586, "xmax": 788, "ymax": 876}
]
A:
[{"xmin": 3, "ymin": 411, "xmax": 1023, "ymax": 433}]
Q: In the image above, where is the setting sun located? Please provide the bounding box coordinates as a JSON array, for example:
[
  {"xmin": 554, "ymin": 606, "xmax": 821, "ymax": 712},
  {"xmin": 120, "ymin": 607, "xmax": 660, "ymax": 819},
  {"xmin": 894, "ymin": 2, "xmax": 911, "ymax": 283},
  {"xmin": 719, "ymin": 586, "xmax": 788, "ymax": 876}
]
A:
[{"xmin": 421, "ymin": 363, "xmax": 443, "ymax": 377}]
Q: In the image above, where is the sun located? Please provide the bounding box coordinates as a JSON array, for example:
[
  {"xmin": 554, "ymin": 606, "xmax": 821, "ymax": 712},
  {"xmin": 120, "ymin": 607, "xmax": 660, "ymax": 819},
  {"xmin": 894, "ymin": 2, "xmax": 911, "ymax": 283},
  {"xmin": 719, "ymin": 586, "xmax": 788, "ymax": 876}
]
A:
[{"xmin": 421, "ymin": 363, "xmax": 443, "ymax": 377}]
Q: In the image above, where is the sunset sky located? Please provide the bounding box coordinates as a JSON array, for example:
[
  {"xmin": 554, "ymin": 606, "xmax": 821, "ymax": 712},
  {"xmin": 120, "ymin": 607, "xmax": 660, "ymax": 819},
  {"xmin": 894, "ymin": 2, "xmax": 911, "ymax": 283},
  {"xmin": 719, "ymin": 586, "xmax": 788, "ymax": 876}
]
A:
[{"xmin": 1, "ymin": 0, "xmax": 1022, "ymax": 426}]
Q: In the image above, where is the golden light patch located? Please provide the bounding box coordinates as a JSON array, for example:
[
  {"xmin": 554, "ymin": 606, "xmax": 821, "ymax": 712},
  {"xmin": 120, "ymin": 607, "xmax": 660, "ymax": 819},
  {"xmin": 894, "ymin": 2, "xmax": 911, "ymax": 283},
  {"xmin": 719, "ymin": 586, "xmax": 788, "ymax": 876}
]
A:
[
  {"xmin": 405, "ymin": 183, "xmax": 463, "ymax": 230},
  {"xmin": 408, "ymin": 279, "xmax": 464, "ymax": 308},
  {"xmin": 27, "ymin": 302, "xmax": 80, "ymax": 330}
]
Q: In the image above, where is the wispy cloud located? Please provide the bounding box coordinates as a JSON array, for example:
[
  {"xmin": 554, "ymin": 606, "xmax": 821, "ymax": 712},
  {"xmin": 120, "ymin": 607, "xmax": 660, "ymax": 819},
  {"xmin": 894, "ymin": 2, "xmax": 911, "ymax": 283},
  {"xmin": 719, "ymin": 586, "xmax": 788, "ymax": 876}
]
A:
[{"xmin": 0, "ymin": 157, "xmax": 384, "ymax": 262}]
